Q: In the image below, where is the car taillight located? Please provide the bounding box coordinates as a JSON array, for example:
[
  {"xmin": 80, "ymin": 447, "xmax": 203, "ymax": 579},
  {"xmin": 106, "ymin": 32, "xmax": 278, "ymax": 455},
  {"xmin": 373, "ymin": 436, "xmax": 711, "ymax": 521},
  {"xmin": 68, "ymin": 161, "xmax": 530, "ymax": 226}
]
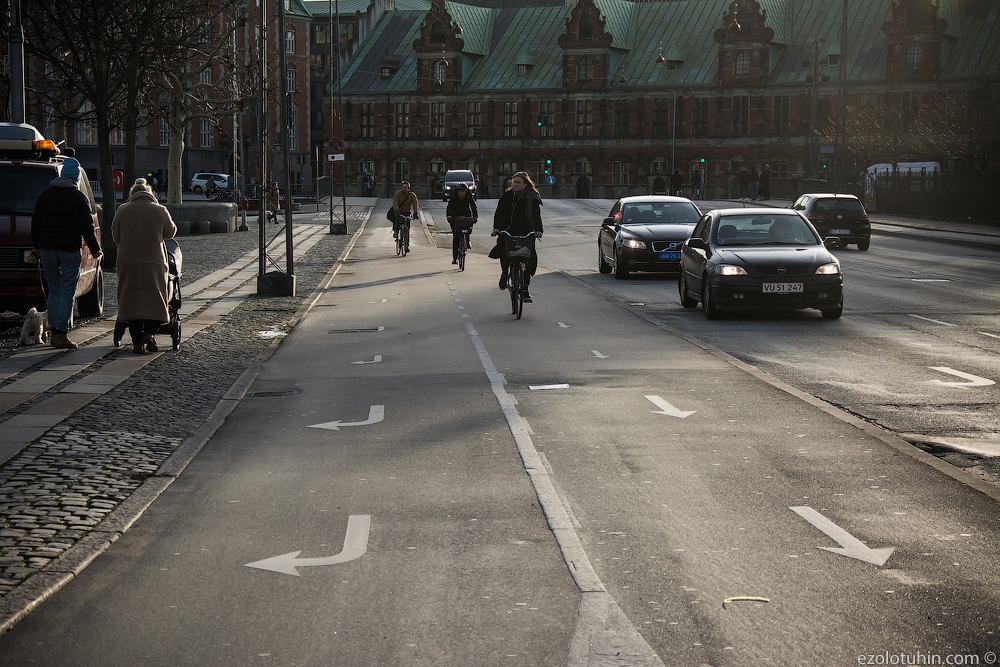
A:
[{"xmin": 807, "ymin": 213, "xmax": 823, "ymax": 221}]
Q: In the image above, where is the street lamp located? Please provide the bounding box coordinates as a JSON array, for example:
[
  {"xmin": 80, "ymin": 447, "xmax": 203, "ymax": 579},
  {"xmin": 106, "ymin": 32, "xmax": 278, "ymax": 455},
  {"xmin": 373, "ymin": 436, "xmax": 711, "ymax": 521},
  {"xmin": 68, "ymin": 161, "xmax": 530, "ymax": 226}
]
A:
[{"xmin": 328, "ymin": 0, "xmax": 347, "ymax": 234}]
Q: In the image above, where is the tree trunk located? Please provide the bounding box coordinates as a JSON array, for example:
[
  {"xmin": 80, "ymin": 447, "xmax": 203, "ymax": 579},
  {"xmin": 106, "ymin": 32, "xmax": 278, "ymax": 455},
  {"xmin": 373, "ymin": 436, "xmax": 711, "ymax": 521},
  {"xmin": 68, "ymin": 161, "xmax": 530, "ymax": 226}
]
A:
[
  {"xmin": 96, "ymin": 113, "xmax": 118, "ymax": 269},
  {"xmin": 167, "ymin": 118, "xmax": 186, "ymax": 204}
]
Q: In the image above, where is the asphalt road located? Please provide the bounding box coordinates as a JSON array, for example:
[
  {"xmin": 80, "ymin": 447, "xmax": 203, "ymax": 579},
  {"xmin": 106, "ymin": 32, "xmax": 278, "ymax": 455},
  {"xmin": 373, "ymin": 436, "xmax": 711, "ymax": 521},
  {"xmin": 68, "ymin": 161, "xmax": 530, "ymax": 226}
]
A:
[{"xmin": 0, "ymin": 199, "xmax": 997, "ymax": 666}]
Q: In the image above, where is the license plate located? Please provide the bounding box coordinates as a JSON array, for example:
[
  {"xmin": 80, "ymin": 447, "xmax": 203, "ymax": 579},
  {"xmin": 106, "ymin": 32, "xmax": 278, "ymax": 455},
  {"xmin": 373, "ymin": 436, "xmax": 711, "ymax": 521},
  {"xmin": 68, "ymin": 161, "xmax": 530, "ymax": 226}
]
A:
[
  {"xmin": 829, "ymin": 228, "xmax": 851, "ymax": 235},
  {"xmin": 762, "ymin": 282, "xmax": 803, "ymax": 294},
  {"xmin": 657, "ymin": 251, "xmax": 681, "ymax": 261}
]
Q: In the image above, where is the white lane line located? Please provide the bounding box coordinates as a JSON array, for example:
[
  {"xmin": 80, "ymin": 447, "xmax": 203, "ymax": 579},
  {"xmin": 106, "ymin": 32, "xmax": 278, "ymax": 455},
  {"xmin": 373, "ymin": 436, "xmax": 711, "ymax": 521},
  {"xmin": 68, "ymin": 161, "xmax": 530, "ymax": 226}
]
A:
[
  {"xmin": 928, "ymin": 367, "xmax": 995, "ymax": 388},
  {"xmin": 463, "ymin": 322, "xmax": 664, "ymax": 667},
  {"xmin": 979, "ymin": 331, "xmax": 1000, "ymax": 340},
  {"xmin": 557, "ymin": 322, "xmax": 571, "ymax": 328},
  {"xmin": 908, "ymin": 314, "xmax": 956, "ymax": 327},
  {"xmin": 530, "ymin": 384, "xmax": 570, "ymax": 390},
  {"xmin": 591, "ymin": 350, "xmax": 610, "ymax": 359}
]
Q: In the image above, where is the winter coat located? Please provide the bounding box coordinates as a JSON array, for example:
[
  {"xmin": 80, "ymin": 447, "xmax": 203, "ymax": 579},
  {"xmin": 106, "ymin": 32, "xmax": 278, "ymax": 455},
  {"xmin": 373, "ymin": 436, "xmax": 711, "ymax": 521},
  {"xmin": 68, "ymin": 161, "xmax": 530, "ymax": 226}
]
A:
[
  {"xmin": 31, "ymin": 178, "xmax": 101, "ymax": 254},
  {"xmin": 112, "ymin": 190, "xmax": 177, "ymax": 323}
]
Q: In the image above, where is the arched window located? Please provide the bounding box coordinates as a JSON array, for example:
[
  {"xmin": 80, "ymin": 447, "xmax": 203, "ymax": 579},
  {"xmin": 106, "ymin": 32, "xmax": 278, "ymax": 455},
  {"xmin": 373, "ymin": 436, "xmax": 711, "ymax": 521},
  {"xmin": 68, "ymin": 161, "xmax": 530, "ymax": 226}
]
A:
[
  {"xmin": 735, "ymin": 52, "xmax": 750, "ymax": 76},
  {"xmin": 579, "ymin": 56, "xmax": 593, "ymax": 81},
  {"xmin": 906, "ymin": 2, "xmax": 925, "ymax": 25},
  {"xmin": 430, "ymin": 21, "xmax": 446, "ymax": 43},
  {"xmin": 904, "ymin": 44, "xmax": 923, "ymax": 71},
  {"xmin": 579, "ymin": 15, "xmax": 593, "ymax": 40},
  {"xmin": 433, "ymin": 59, "xmax": 447, "ymax": 83}
]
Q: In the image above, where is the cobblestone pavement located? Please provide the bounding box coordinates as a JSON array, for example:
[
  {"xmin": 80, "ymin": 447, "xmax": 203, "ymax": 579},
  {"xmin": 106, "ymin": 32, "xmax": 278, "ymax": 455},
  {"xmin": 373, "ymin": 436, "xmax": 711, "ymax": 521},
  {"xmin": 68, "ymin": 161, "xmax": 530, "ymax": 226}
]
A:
[{"xmin": 0, "ymin": 208, "xmax": 370, "ymax": 607}]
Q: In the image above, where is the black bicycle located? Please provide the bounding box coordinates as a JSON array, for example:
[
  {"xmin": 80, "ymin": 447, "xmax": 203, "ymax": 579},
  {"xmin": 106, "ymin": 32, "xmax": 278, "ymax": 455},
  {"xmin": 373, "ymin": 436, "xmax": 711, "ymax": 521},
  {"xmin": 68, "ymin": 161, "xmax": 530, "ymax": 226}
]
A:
[
  {"xmin": 396, "ymin": 213, "xmax": 411, "ymax": 256},
  {"xmin": 498, "ymin": 230, "xmax": 536, "ymax": 319},
  {"xmin": 453, "ymin": 216, "xmax": 474, "ymax": 271}
]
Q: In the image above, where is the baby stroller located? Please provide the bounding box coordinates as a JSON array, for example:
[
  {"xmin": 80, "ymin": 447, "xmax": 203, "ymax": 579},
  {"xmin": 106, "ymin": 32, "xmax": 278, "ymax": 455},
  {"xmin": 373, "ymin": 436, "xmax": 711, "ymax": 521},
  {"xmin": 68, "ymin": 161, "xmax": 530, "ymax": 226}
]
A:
[{"xmin": 113, "ymin": 239, "xmax": 183, "ymax": 351}]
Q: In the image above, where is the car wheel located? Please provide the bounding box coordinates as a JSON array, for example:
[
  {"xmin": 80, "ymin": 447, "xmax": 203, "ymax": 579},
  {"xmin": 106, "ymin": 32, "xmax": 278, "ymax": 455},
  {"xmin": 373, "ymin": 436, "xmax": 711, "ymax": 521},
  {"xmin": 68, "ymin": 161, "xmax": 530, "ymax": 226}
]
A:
[
  {"xmin": 857, "ymin": 239, "xmax": 870, "ymax": 251},
  {"xmin": 678, "ymin": 272, "xmax": 697, "ymax": 308},
  {"xmin": 193, "ymin": 185, "xmax": 202, "ymax": 194},
  {"xmin": 76, "ymin": 266, "xmax": 104, "ymax": 318},
  {"xmin": 598, "ymin": 242, "xmax": 612, "ymax": 274},
  {"xmin": 702, "ymin": 279, "xmax": 721, "ymax": 320},
  {"xmin": 613, "ymin": 251, "xmax": 629, "ymax": 279},
  {"xmin": 821, "ymin": 303, "xmax": 843, "ymax": 319}
]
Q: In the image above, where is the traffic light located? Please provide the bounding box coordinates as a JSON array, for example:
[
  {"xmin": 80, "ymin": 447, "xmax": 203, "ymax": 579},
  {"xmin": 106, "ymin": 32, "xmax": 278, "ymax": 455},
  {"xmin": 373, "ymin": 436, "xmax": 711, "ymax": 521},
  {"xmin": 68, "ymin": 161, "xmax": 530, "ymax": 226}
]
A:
[
  {"xmin": 544, "ymin": 158, "xmax": 552, "ymax": 175},
  {"xmin": 700, "ymin": 158, "xmax": 706, "ymax": 164},
  {"xmin": 537, "ymin": 116, "xmax": 543, "ymax": 128}
]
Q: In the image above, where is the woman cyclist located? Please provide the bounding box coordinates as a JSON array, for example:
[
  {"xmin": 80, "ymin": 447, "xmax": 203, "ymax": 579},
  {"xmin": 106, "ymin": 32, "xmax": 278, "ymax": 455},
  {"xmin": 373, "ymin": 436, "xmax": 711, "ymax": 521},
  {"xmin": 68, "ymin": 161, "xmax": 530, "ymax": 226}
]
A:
[
  {"xmin": 491, "ymin": 171, "xmax": 543, "ymax": 302},
  {"xmin": 446, "ymin": 183, "xmax": 478, "ymax": 264}
]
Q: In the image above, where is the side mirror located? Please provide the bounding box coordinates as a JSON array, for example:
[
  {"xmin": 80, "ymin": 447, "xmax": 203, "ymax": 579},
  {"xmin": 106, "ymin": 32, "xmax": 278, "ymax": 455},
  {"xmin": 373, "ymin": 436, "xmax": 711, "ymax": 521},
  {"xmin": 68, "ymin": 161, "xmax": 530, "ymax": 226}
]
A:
[
  {"xmin": 687, "ymin": 237, "xmax": 708, "ymax": 251},
  {"xmin": 602, "ymin": 217, "xmax": 616, "ymax": 227}
]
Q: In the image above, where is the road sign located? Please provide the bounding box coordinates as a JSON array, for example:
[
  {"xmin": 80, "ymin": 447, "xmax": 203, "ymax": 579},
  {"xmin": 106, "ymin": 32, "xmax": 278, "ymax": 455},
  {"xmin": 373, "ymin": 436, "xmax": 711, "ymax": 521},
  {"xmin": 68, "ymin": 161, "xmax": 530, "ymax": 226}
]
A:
[
  {"xmin": 820, "ymin": 145, "xmax": 835, "ymax": 154},
  {"xmin": 327, "ymin": 153, "xmax": 344, "ymax": 162},
  {"xmin": 546, "ymin": 175, "xmax": 555, "ymax": 185},
  {"xmin": 329, "ymin": 137, "xmax": 345, "ymax": 151},
  {"xmin": 113, "ymin": 170, "xmax": 124, "ymax": 190}
]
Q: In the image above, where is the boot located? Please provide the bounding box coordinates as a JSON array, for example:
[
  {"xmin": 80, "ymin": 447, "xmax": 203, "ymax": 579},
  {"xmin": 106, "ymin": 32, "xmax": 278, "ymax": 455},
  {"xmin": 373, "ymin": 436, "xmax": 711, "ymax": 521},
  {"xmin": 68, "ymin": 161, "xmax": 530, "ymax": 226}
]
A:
[{"xmin": 51, "ymin": 331, "xmax": 79, "ymax": 350}]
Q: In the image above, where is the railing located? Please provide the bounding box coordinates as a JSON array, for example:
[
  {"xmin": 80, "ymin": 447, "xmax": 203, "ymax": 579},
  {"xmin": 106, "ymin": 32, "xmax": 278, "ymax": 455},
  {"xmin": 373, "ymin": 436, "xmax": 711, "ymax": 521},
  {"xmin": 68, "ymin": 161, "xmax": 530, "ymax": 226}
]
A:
[{"xmin": 871, "ymin": 172, "xmax": 1000, "ymax": 221}]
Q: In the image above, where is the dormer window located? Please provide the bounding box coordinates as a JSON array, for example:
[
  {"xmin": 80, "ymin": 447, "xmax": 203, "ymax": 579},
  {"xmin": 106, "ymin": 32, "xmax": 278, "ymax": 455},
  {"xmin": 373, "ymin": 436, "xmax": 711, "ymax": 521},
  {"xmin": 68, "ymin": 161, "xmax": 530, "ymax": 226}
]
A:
[
  {"xmin": 737, "ymin": 10, "xmax": 751, "ymax": 34},
  {"xmin": 433, "ymin": 59, "xmax": 447, "ymax": 83},
  {"xmin": 517, "ymin": 64, "xmax": 529, "ymax": 76},
  {"xmin": 735, "ymin": 52, "xmax": 750, "ymax": 76},
  {"xmin": 905, "ymin": 44, "xmax": 923, "ymax": 71},
  {"xmin": 906, "ymin": 2, "xmax": 926, "ymax": 25},
  {"xmin": 579, "ymin": 56, "xmax": 593, "ymax": 80},
  {"xmin": 828, "ymin": 54, "xmax": 839, "ymax": 66},
  {"xmin": 431, "ymin": 21, "xmax": 446, "ymax": 44},
  {"xmin": 381, "ymin": 66, "xmax": 393, "ymax": 78},
  {"xmin": 579, "ymin": 15, "xmax": 593, "ymax": 40}
]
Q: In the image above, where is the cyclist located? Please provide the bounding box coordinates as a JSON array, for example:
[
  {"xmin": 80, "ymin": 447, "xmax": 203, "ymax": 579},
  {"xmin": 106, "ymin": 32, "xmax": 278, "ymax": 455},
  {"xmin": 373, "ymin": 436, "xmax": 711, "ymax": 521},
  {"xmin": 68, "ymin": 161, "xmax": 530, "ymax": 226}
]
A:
[
  {"xmin": 391, "ymin": 180, "xmax": 419, "ymax": 239},
  {"xmin": 491, "ymin": 171, "xmax": 543, "ymax": 302},
  {"xmin": 446, "ymin": 183, "xmax": 478, "ymax": 264}
]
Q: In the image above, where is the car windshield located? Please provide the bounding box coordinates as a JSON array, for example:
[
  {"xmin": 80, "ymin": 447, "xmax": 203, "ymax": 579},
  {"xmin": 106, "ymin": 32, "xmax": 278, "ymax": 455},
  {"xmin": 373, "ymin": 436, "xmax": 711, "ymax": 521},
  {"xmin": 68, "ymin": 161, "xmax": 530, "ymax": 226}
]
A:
[
  {"xmin": 446, "ymin": 171, "xmax": 474, "ymax": 183},
  {"xmin": 0, "ymin": 165, "xmax": 56, "ymax": 215},
  {"xmin": 620, "ymin": 202, "xmax": 699, "ymax": 224},
  {"xmin": 715, "ymin": 214, "xmax": 819, "ymax": 246},
  {"xmin": 815, "ymin": 198, "xmax": 865, "ymax": 214}
]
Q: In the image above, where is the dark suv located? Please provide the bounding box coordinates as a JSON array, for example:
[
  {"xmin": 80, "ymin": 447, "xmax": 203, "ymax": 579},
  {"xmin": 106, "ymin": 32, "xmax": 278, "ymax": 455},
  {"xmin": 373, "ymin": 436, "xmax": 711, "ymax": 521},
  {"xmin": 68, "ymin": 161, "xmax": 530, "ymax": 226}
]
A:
[
  {"xmin": 791, "ymin": 193, "xmax": 871, "ymax": 250},
  {"xmin": 0, "ymin": 123, "xmax": 104, "ymax": 318},
  {"xmin": 442, "ymin": 169, "xmax": 476, "ymax": 201}
]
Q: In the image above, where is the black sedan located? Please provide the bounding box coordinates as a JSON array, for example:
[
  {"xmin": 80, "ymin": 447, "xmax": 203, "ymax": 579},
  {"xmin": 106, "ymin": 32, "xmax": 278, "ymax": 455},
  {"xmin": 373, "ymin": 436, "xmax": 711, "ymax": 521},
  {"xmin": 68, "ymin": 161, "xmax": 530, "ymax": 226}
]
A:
[
  {"xmin": 678, "ymin": 208, "xmax": 844, "ymax": 319},
  {"xmin": 598, "ymin": 196, "xmax": 702, "ymax": 278}
]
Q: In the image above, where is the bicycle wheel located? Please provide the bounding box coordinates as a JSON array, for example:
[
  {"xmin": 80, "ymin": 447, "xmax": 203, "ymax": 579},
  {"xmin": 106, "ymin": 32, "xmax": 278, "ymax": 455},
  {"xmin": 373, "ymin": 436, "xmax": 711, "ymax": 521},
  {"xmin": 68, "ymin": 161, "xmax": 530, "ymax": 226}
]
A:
[
  {"xmin": 396, "ymin": 230, "xmax": 402, "ymax": 256},
  {"xmin": 509, "ymin": 263, "xmax": 519, "ymax": 315},
  {"xmin": 458, "ymin": 233, "xmax": 467, "ymax": 271},
  {"xmin": 514, "ymin": 263, "xmax": 525, "ymax": 319}
]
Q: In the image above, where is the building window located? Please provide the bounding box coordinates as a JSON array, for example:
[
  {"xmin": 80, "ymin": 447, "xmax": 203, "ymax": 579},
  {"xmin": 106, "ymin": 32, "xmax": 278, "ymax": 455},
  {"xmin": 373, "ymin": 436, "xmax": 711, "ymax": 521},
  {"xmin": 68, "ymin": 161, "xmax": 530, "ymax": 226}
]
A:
[
  {"xmin": 579, "ymin": 15, "xmax": 593, "ymax": 40},
  {"xmin": 769, "ymin": 160, "xmax": 789, "ymax": 179},
  {"xmin": 537, "ymin": 100, "xmax": 554, "ymax": 137},
  {"xmin": 429, "ymin": 159, "xmax": 445, "ymax": 174},
  {"xmin": 76, "ymin": 103, "xmax": 97, "ymax": 145},
  {"xmin": 517, "ymin": 64, "xmax": 529, "ymax": 76},
  {"xmin": 612, "ymin": 160, "xmax": 628, "ymax": 185},
  {"xmin": 500, "ymin": 160, "xmax": 518, "ymax": 175},
  {"xmin": 575, "ymin": 158, "xmax": 592, "ymax": 174},
  {"xmin": 828, "ymin": 54, "xmax": 840, "ymax": 66},
  {"xmin": 503, "ymin": 101, "xmax": 518, "ymax": 138},
  {"xmin": 652, "ymin": 99, "xmax": 669, "ymax": 137},
  {"xmin": 901, "ymin": 92, "xmax": 920, "ymax": 123},
  {"xmin": 359, "ymin": 102, "xmax": 374, "ymax": 138},
  {"xmin": 433, "ymin": 59, "xmax": 447, "ymax": 84},
  {"xmin": 772, "ymin": 95, "xmax": 790, "ymax": 134},
  {"xmin": 904, "ymin": 45, "xmax": 922, "ymax": 72},
  {"xmin": 430, "ymin": 102, "xmax": 446, "ymax": 138},
  {"xmin": 381, "ymin": 66, "xmax": 393, "ymax": 78},
  {"xmin": 198, "ymin": 63, "xmax": 212, "ymax": 85},
  {"xmin": 579, "ymin": 56, "xmax": 592, "ymax": 81},
  {"xmin": 467, "ymin": 102, "xmax": 482, "ymax": 137},
  {"xmin": 111, "ymin": 128, "xmax": 126, "ymax": 146},
  {"xmin": 430, "ymin": 21, "xmax": 446, "ymax": 44},
  {"xmin": 576, "ymin": 99, "xmax": 592, "ymax": 137},
  {"xmin": 393, "ymin": 103, "xmax": 410, "ymax": 138},
  {"xmin": 360, "ymin": 158, "xmax": 375, "ymax": 179},
  {"xmin": 286, "ymin": 68, "xmax": 296, "ymax": 93},
  {"xmin": 200, "ymin": 119, "xmax": 213, "ymax": 148},
  {"xmin": 393, "ymin": 158, "xmax": 409, "ymax": 185},
  {"xmin": 159, "ymin": 119, "xmax": 170, "ymax": 147},
  {"xmin": 614, "ymin": 100, "xmax": 629, "ymax": 138},
  {"xmin": 285, "ymin": 30, "xmax": 295, "ymax": 54},
  {"xmin": 732, "ymin": 96, "xmax": 750, "ymax": 135},
  {"xmin": 650, "ymin": 159, "xmax": 666, "ymax": 174},
  {"xmin": 906, "ymin": 3, "xmax": 925, "ymax": 25},
  {"xmin": 692, "ymin": 98, "xmax": 709, "ymax": 137},
  {"xmin": 735, "ymin": 52, "xmax": 750, "ymax": 77}
]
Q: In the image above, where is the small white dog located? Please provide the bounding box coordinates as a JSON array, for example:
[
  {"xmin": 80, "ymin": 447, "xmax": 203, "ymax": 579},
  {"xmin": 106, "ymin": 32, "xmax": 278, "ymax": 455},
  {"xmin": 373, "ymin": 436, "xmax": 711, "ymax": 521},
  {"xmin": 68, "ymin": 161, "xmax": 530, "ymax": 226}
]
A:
[{"xmin": 19, "ymin": 307, "xmax": 50, "ymax": 346}]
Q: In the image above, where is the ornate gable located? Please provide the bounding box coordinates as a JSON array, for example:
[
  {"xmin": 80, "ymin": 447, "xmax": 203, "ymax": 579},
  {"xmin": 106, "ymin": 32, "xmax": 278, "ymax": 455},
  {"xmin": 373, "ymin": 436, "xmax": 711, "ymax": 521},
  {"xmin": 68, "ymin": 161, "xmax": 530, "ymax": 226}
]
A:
[
  {"xmin": 714, "ymin": 0, "xmax": 774, "ymax": 88},
  {"xmin": 558, "ymin": 0, "xmax": 614, "ymax": 93},
  {"xmin": 413, "ymin": 0, "xmax": 465, "ymax": 95},
  {"xmin": 882, "ymin": 0, "xmax": 948, "ymax": 84}
]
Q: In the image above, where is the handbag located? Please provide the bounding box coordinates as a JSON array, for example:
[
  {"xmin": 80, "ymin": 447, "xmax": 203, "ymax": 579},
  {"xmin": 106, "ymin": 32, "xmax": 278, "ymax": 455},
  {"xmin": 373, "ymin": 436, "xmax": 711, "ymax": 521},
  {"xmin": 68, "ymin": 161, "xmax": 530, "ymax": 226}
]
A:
[
  {"xmin": 488, "ymin": 240, "xmax": 502, "ymax": 259},
  {"xmin": 385, "ymin": 208, "xmax": 396, "ymax": 223}
]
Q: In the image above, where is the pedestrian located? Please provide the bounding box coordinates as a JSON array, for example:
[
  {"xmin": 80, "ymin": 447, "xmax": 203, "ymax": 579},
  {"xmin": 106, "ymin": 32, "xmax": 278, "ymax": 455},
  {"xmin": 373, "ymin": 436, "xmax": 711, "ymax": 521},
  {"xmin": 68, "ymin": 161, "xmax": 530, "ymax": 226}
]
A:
[
  {"xmin": 446, "ymin": 183, "xmax": 478, "ymax": 264},
  {"xmin": 491, "ymin": 171, "xmax": 543, "ymax": 302},
  {"xmin": 30, "ymin": 157, "xmax": 103, "ymax": 350},
  {"xmin": 738, "ymin": 167, "xmax": 750, "ymax": 201},
  {"xmin": 266, "ymin": 182, "xmax": 281, "ymax": 223},
  {"xmin": 670, "ymin": 170, "xmax": 683, "ymax": 196},
  {"xmin": 691, "ymin": 170, "xmax": 702, "ymax": 200},
  {"xmin": 791, "ymin": 173, "xmax": 801, "ymax": 200},
  {"xmin": 390, "ymin": 181, "xmax": 419, "ymax": 238},
  {"xmin": 112, "ymin": 178, "xmax": 177, "ymax": 354},
  {"xmin": 759, "ymin": 164, "xmax": 772, "ymax": 200},
  {"xmin": 748, "ymin": 166, "xmax": 759, "ymax": 201}
]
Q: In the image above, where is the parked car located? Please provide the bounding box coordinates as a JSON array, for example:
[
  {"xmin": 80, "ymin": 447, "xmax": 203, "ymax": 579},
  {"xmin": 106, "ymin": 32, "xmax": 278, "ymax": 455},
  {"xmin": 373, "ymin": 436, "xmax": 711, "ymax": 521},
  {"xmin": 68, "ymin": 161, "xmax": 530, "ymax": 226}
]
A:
[
  {"xmin": 678, "ymin": 208, "xmax": 843, "ymax": 319},
  {"xmin": 0, "ymin": 122, "xmax": 104, "ymax": 318},
  {"xmin": 598, "ymin": 196, "xmax": 702, "ymax": 278},
  {"xmin": 442, "ymin": 170, "xmax": 476, "ymax": 201},
  {"xmin": 791, "ymin": 193, "xmax": 871, "ymax": 250},
  {"xmin": 190, "ymin": 172, "xmax": 230, "ymax": 195}
]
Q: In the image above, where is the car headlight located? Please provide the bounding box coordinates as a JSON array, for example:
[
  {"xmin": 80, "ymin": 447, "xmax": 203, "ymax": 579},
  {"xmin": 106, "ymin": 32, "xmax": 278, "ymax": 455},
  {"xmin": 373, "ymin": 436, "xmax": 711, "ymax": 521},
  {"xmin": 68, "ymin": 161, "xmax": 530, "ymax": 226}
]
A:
[
  {"xmin": 815, "ymin": 263, "xmax": 841, "ymax": 275},
  {"xmin": 622, "ymin": 238, "xmax": 646, "ymax": 249},
  {"xmin": 717, "ymin": 265, "xmax": 748, "ymax": 276}
]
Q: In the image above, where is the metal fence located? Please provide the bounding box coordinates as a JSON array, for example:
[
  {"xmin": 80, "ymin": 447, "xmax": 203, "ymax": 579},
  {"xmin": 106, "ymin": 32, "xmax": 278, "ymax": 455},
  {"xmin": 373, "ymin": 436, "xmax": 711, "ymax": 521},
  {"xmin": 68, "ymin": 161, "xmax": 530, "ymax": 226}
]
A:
[{"xmin": 868, "ymin": 172, "xmax": 1000, "ymax": 222}]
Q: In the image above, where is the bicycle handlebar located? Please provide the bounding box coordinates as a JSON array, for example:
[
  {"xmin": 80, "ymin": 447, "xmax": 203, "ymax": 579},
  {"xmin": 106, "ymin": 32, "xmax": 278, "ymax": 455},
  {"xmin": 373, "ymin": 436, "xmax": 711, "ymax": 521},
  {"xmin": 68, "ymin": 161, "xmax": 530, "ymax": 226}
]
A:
[{"xmin": 496, "ymin": 230, "xmax": 540, "ymax": 239}]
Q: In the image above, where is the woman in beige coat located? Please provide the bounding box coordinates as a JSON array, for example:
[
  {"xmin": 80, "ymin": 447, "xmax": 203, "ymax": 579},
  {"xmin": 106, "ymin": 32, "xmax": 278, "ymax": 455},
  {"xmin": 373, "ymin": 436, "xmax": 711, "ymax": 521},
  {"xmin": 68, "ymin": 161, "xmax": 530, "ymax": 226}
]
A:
[{"xmin": 112, "ymin": 179, "xmax": 177, "ymax": 354}]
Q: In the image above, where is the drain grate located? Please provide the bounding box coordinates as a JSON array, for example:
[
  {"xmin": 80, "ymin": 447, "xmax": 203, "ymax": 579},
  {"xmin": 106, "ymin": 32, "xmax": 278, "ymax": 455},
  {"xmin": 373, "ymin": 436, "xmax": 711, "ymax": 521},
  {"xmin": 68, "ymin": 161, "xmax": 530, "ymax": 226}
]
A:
[
  {"xmin": 248, "ymin": 390, "xmax": 298, "ymax": 398},
  {"xmin": 328, "ymin": 326, "xmax": 384, "ymax": 333}
]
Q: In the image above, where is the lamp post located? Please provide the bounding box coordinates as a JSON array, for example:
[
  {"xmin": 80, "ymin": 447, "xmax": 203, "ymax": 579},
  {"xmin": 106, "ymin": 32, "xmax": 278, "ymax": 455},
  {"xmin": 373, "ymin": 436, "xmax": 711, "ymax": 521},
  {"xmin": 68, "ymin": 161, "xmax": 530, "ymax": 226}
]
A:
[{"xmin": 328, "ymin": 0, "xmax": 347, "ymax": 234}]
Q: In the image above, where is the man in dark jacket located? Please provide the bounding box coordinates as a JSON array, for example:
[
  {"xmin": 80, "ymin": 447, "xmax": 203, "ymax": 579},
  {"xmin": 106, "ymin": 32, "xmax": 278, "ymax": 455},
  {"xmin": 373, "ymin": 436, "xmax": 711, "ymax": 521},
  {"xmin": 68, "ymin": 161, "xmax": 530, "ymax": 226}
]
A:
[{"xmin": 31, "ymin": 158, "xmax": 102, "ymax": 349}]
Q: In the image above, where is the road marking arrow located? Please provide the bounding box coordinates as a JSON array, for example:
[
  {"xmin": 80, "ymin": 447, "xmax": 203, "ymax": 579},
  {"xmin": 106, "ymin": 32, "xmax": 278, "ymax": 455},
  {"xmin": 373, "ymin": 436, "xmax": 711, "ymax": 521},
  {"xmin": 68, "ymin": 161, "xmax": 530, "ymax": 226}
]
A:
[
  {"xmin": 557, "ymin": 322, "xmax": 571, "ymax": 328},
  {"xmin": 245, "ymin": 515, "xmax": 371, "ymax": 576},
  {"xmin": 790, "ymin": 506, "xmax": 895, "ymax": 566},
  {"xmin": 928, "ymin": 367, "xmax": 995, "ymax": 388},
  {"xmin": 308, "ymin": 405, "xmax": 385, "ymax": 430},
  {"xmin": 645, "ymin": 395, "xmax": 696, "ymax": 419},
  {"xmin": 350, "ymin": 355, "xmax": 382, "ymax": 365},
  {"xmin": 591, "ymin": 350, "xmax": 610, "ymax": 359}
]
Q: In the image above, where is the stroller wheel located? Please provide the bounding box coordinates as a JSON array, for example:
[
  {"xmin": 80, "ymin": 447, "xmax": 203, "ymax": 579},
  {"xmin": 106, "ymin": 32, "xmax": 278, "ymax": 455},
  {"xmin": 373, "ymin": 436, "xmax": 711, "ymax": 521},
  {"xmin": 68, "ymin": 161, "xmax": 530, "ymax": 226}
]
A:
[{"xmin": 172, "ymin": 319, "xmax": 181, "ymax": 351}]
